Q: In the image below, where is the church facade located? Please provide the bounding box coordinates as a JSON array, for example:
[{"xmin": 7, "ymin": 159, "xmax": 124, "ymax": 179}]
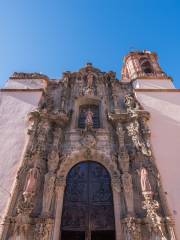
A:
[{"xmin": 0, "ymin": 51, "xmax": 179, "ymax": 240}]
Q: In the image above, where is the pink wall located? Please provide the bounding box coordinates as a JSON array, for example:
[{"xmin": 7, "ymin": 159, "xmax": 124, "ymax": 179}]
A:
[
  {"xmin": 0, "ymin": 91, "xmax": 42, "ymax": 221},
  {"xmin": 136, "ymin": 91, "xmax": 180, "ymax": 238}
]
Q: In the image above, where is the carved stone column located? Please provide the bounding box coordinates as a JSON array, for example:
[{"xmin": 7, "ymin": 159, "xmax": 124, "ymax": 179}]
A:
[
  {"xmin": 53, "ymin": 176, "xmax": 66, "ymax": 240},
  {"xmin": 111, "ymin": 81, "xmax": 120, "ymax": 114},
  {"xmin": 112, "ymin": 176, "xmax": 123, "ymax": 240},
  {"xmin": 116, "ymin": 122, "xmax": 134, "ymax": 216},
  {"xmin": 166, "ymin": 218, "xmax": 177, "ymax": 240},
  {"xmin": 42, "ymin": 127, "xmax": 63, "ymax": 217},
  {"xmin": 42, "ymin": 172, "xmax": 56, "ymax": 217},
  {"xmin": 13, "ymin": 213, "xmax": 32, "ymax": 240},
  {"xmin": 121, "ymin": 172, "xmax": 134, "ymax": 216}
]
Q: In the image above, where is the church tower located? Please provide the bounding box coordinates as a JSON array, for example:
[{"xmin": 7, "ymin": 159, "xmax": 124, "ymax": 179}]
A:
[
  {"xmin": 122, "ymin": 50, "xmax": 167, "ymax": 80},
  {"xmin": 0, "ymin": 53, "xmax": 179, "ymax": 240}
]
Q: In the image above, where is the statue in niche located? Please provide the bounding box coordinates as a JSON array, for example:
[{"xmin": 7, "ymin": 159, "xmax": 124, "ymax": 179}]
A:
[
  {"xmin": 85, "ymin": 109, "xmax": 94, "ymax": 129},
  {"xmin": 140, "ymin": 167, "xmax": 152, "ymax": 193},
  {"xmin": 42, "ymin": 173, "xmax": 55, "ymax": 216},
  {"xmin": 23, "ymin": 167, "xmax": 39, "ymax": 202},
  {"xmin": 87, "ymin": 73, "xmax": 94, "ymax": 88},
  {"xmin": 84, "ymin": 73, "xmax": 95, "ymax": 96},
  {"xmin": 48, "ymin": 148, "xmax": 59, "ymax": 172}
]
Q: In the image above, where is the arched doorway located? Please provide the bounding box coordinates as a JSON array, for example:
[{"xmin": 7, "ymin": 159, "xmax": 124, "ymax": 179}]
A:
[{"xmin": 61, "ymin": 161, "xmax": 115, "ymax": 240}]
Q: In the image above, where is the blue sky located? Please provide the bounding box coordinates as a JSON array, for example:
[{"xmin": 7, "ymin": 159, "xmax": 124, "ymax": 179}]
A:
[{"xmin": 0, "ymin": 0, "xmax": 180, "ymax": 87}]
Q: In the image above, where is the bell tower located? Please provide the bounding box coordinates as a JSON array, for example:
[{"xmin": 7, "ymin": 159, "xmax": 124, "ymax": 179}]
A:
[{"xmin": 121, "ymin": 50, "xmax": 174, "ymax": 89}]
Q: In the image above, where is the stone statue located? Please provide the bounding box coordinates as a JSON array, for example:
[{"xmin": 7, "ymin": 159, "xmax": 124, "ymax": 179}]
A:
[
  {"xmin": 23, "ymin": 167, "xmax": 39, "ymax": 202},
  {"xmin": 87, "ymin": 73, "xmax": 94, "ymax": 88},
  {"xmin": 122, "ymin": 173, "xmax": 134, "ymax": 214},
  {"xmin": 85, "ymin": 109, "xmax": 94, "ymax": 129},
  {"xmin": 42, "ymin": 173, "xmax": 55, "ymax": 216},
  {"xmin": 140, "ymin": 167, "xmax": 152, "ymax": 193},
  {"xmin": 48, "ymin": 149, "xmax": 59, "ymax": 172},
  {"xmin": 83, "ymin": 73, "xmax": 95, "ymax": 96}
]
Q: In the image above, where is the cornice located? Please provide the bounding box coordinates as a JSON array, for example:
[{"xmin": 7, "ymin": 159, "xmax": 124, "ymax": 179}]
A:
[
  {"xmin": 135, "ymin": 89, "xmax": 180, "ymax": 93},
  {"xmin": 0, "ymin": 88, "xmax": 44, "ymax": 92},
  {"xmin": 108, "ymin": 110, "xmax": 150, "ymax": 124}
]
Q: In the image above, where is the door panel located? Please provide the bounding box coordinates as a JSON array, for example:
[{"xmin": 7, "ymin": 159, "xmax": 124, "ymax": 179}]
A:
[
  {"xmin": 61, "ymin": 162, "xmax": 115, "ymax": 238},
  {"xmin": 61, "ymin": 231, "xmax": 85, "ymax": 240},
  {"xmin": 91, "ymin": 231, "xmax": 115, "ymax": 240}
]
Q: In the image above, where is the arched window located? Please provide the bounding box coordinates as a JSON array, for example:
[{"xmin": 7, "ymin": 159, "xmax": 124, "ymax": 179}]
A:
[
  {"xmin": 78, "ymin": 104, "xmax": 100, "ymax": 129},
  {"xmin": 139, "ymin": 57, "xmax": 153, "ymax": 74}
]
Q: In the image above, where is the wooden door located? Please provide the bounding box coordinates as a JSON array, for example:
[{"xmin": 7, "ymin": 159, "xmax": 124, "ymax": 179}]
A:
[{"xmin": 61, "ymin": 162, "xmax": 115, "ymax": 240}]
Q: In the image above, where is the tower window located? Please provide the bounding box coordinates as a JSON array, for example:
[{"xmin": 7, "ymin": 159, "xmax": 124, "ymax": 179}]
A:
[
  {"xmin": 78, "ymin": 105, "xmax": 100, "ymax": 129},
  {"xmin": 139, "ymin": 58, "xmax": 153, "ymax": 74}
]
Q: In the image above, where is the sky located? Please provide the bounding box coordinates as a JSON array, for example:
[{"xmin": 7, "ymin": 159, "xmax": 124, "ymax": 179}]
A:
[{"xmin": 0, "ymin": 0, "xmax": 180, "ymax": 87}]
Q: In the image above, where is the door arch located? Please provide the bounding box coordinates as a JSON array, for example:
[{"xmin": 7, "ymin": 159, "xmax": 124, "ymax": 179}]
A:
[{"xmin": 61, "ymin": 161, "xmax": 115, "ymax": 240}]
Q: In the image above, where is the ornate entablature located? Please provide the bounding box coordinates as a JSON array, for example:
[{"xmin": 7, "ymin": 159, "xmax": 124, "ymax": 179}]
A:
[
  {"xmin": 0, "ymin": 58, "xmax": 177, "ymax": 240},
  {"xmin": 10, "ymin": 72, "xmax": 49, "ymax": 80}
]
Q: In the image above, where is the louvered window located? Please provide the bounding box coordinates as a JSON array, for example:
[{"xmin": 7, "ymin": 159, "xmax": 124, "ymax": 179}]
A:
[{"xmin": 78, "ymin": 105, "xmax": 100, "ymax": 129}]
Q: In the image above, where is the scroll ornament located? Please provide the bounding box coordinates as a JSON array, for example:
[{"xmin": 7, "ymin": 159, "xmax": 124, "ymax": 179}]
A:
[{"xmin": 126, "ymin": 120, "xmax": 151, "ymax": 156}]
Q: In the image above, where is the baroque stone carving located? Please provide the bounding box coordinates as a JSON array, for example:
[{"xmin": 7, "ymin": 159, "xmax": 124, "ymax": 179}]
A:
[
  {"xmin": 80, "ymin": 132, "xmax": 96, "ymax": 149},
  {"xmin": 35, "ymin": 219, "xmax": 53, "ymax": 240},
  {"xmin": 125, "ymin": 217, "xmax": 141, "ymax": 240},
  {"xmin": 143, "ymin": 193, "xmax": 167, "ymax": 240},
  {"xmin": 124, "ymin": 93, "xmax": 140, "ymax": 116},
  {"xmin": 10, "ymin": 72, "xmax": 48, "ymax": 80},
  {"xmin": 13, "ymin": 213, "xmax": 31, "ymax": 240},
  {"xmin": 126, "ymin": 120, "xmax": 151, "ymax": 156},
  {"xmin": 140, "ymin": 169, "xmax": 167, "ymax": 239},
  {"xmin": 1, "ymin": 62, "xmax": 177, "ymax": 240}
]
